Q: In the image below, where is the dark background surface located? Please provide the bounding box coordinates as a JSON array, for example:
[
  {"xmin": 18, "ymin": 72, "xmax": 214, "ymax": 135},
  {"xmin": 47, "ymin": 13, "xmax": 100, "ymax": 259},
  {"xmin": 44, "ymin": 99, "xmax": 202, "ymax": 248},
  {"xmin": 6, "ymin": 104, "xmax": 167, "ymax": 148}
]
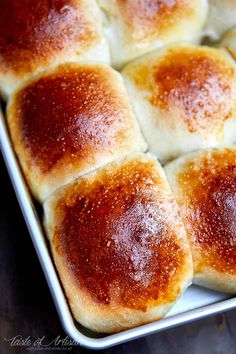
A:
[{"xmin": 1, "ymin": 153, "xmax": 236, "ymax": 354}]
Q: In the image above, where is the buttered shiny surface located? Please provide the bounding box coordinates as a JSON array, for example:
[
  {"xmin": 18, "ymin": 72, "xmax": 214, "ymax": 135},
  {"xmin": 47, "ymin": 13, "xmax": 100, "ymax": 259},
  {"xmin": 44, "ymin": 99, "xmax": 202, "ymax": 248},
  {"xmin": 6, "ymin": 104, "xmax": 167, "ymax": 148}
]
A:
[
  {"xmin": 10, "ymin": 65, "xmax": 130, "ymax": 173},
  {"xmin": 50, "ymin": 156, "xmax": 189, "ymax": 310},
  {"xmin": 0, "ymin": 0, "xmax": 98, "ymax": 76},
  {"xmin": 99, "ymin": 0, "xmax": 207, "ymax": 67},
  {"xmin": 7, "ymin": 63, "xmax": 146, "ymax": 201},
  {"xmin": 152, "ymin": 49, "xmax": 234, "ymax": 133},
  {"xmin": 116, "ymin": 0, "xmax": 194, "ymax": 41},
  {"xmin": 122, "ymin": 44, "xmax": 236, "ymax": 162},
  {"xmin": 124, "ymin": 45, "xmax": 236, "ymax": 135},
  {"xmin": 171, "ymin": 148, "xmax": 236, "ymax": 275}
]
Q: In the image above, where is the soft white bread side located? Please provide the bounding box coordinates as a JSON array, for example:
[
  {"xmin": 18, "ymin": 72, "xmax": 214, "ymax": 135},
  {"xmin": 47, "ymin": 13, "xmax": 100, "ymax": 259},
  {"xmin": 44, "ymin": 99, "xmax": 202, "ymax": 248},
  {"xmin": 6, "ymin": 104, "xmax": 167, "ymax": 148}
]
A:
[
  {"xmin": 0, "ymin": 0, "xmax": 110, "ymax": 99},
  {"xmin": 98, "ymin": 0, "xmax": 208, "ymax": 68},
  {"xmin": 7, "ymin": 63, "xmax": 146, "ymax": 202},
  {"xmin": 122, "ymin": 43, "xmax": 236, "ymax": 163},
  {"xmin": 165, "ymin": 147, "xmax": 236, "ymax": 294},
  {"xmin": 205, "ymin": 0, "xmax": 236, "ymax": 41},
  {"xmin": 44, "ymin": 153, "xmax": 193, "ymax": 333},
  {"xmin": 219, "ymin": 27, "xmax": 236, "ymax": 61}
]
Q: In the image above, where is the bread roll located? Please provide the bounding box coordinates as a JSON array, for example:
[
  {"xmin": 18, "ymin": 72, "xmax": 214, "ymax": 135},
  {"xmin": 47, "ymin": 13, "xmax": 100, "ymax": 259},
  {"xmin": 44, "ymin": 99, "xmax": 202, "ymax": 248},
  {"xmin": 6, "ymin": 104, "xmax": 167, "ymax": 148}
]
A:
[
  {"xmin": 98, "ymin": 0, "xmax": 208, "ymax": 68},
  {"xmin": 122, "ymin": 43, "xmax": 236, "ymax": 163},
  {"xmin": 44, "ymin": 153, "xmax": 193, "ymax": 333},
  {"xmin": 7, "ymin": 63, "xmax": 146, "ymax": 201},
  {"xmin": 220, "ymin": 27, "xmax": 236, "ymax": 61},
  {"xmin": 165, "ymin": 147, "xmax": 236, "ymax": 294},
  {"xmin": 0, "ymin": 0, "xmax": 109, "ymax": 99},
  {"xmin": 205, "ymin": 0, "xmax": 236, "ymax": 41}
]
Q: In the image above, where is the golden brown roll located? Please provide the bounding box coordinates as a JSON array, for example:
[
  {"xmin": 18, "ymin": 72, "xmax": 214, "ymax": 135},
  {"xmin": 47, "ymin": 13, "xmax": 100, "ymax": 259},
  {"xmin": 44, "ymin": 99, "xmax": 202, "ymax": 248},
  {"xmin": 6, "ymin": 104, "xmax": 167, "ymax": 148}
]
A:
[
  {"xmin": 0, "ymin": 0, "xmax": 110, "ymax": 99},
  {"xmin": 205, "ymin": 0, "xmax": 236, "ymax": 40},
  {"xmin": 122, "ymin": 43, "xmax": 236, "ymax": 163},
  {"xmin": 98, "ymin": 0, "xmax": 208, "ymax": 68},
  {"xmin": 7, "ymin": 63, "xmax": 146, "ymax": 201},
  {"xmin": 44, "ymin": 153, "xmax": 193, "ymax": 333},
  {"xmin": 165, "ymin": 147, "xmax": 236, "ymax": 294},
  {"xmin": 220, "ymin": 27, "xmax": 236, "ymax": 61}
]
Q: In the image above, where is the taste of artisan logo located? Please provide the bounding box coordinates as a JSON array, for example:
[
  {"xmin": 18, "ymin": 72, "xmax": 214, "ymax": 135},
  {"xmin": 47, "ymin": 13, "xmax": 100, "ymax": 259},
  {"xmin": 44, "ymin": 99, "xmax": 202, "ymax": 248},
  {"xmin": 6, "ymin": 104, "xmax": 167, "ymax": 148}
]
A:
[{"xmin": 4, "ymin": 334, "xmax": 79, "ymax": 351}]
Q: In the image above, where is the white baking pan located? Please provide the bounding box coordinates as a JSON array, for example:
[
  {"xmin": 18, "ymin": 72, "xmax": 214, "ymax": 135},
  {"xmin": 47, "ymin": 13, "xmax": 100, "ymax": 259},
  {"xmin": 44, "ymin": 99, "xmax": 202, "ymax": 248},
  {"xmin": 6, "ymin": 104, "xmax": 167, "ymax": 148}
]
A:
[{"xmin": 1, "ymin": 108, "xmax": 236, "ymax": 350}]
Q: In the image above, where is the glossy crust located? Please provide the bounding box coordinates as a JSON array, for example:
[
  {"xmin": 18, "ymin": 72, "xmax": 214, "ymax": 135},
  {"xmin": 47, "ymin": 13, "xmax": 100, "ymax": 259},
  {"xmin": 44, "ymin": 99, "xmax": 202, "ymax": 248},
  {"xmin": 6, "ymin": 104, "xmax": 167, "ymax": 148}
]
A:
[
  {"xmin": 0, "ymin": 0, "xmax": 109, "ymax": 98},
  {"xmin": 220, "ymin": 27, "xmax": 236, "ymax": 61},
  {"xmin": 98, "ymin": 0, "xmax": 208, "ymax": 67},
  {"xmin": 44, "ymin": 153, "xmax": 193, "ymax": 333},
  {"xmin": 122, "ymin": 43, "xmax": 236, "ymax": 163},
  {"xmin": 205, "ymin": 0, "xmax": 236, "ymax": 40},
  {"xmin": 165, "ymin": 147, "xmax": 236, "ymax": 293},
  {"xmin": 7, "ymin": 63, "xmax": 146, "ymax": 201}
]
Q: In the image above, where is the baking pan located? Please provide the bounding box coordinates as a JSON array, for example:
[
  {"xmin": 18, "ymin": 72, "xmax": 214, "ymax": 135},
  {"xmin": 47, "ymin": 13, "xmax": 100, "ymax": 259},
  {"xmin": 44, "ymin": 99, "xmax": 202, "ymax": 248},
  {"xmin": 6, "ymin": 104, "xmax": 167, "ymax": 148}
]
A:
[{"xmin": 1, "ymin": 107, "xmax": 236, "ymax": 350}]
